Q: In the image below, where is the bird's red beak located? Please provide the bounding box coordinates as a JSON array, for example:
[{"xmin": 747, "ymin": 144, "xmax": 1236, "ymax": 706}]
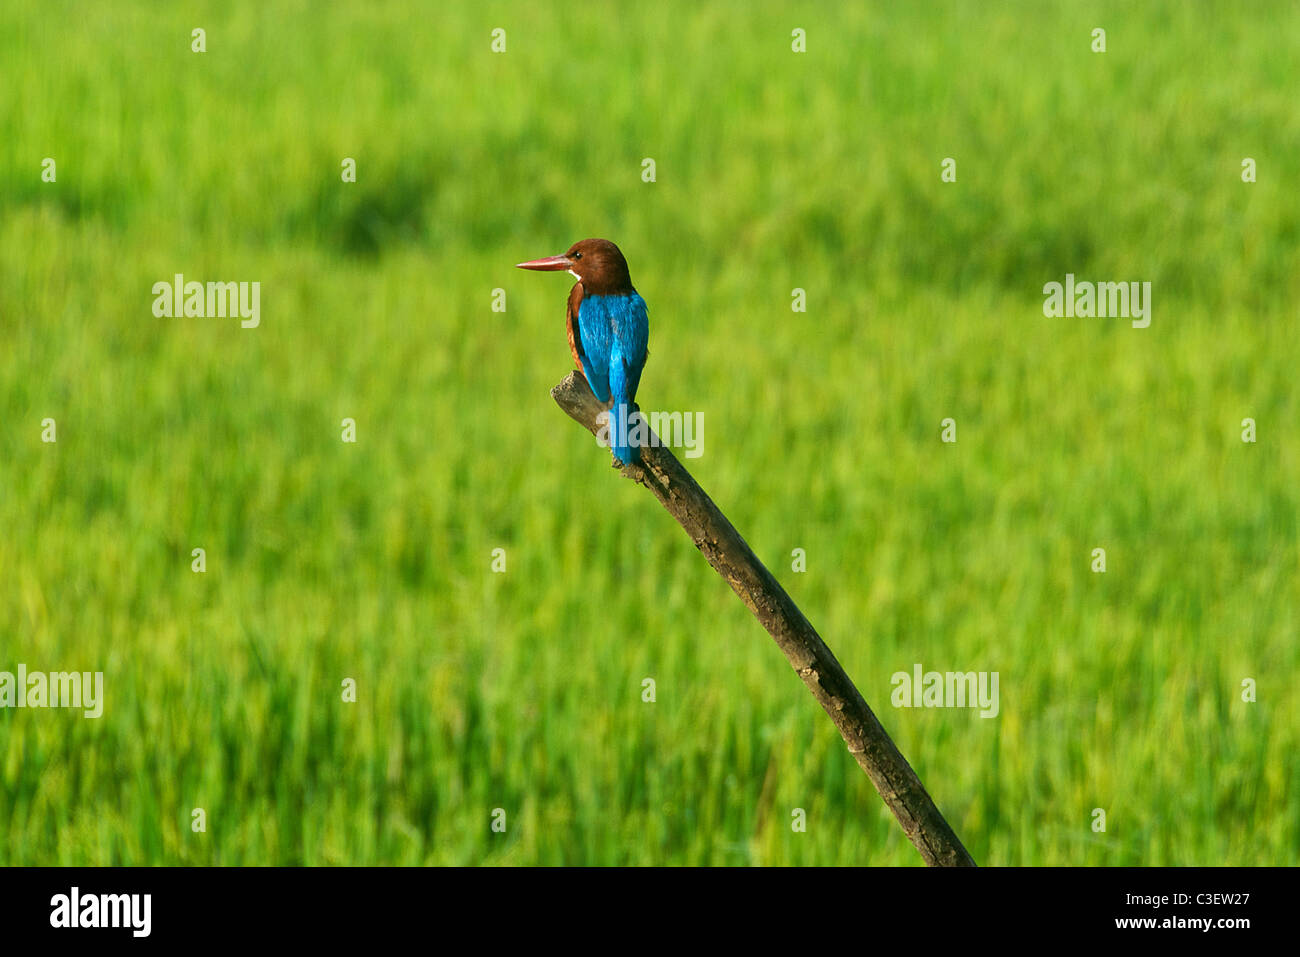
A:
[{"xmin": 516, "ymin": 254, "xmax": 572, "ymax": 271}]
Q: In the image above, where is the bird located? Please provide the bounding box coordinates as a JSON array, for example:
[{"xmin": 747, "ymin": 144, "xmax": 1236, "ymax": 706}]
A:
[{"xmin": 517, "ymin": 238, "xmax": 649, "ymax": 465}]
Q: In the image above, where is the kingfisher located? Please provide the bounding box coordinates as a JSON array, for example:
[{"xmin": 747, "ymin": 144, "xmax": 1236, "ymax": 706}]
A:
[{"xmin": 517, "ymin": 238, "xmax": 649, "ymax": 465}]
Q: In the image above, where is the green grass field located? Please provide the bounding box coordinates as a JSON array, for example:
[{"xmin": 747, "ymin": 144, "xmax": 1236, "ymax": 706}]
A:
[{"xmin": 2, "ymin": 1, "xmax": 1297, "ymax": 865}]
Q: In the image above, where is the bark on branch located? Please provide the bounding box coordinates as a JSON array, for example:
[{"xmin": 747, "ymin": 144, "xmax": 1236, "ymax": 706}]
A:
[{"xmin": 552, "ymin": 372, "xmax": 976, "ymax": 867}]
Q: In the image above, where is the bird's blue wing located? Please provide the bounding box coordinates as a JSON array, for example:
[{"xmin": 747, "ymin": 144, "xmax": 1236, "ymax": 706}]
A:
[
  {"xmin": 576, "ymin": 294, "xmax": 612, "ymax": 402},
  {"xmin": 606, "ymin": 293, "xmax": 649, "ymax": 465},
  {"xmin": 612, "ymin": 293, "xmax": 649, "ymax": 402}
]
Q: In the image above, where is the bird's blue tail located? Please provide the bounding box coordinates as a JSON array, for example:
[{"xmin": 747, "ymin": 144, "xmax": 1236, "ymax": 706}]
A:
[{"xmin": 611, "ymin": 396, "xmax": 641, "ymax": 466}]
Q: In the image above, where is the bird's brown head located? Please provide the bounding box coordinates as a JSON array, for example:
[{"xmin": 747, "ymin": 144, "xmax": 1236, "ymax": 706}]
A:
[{"xmin": 516, "ymin": 238, "xmax": 635, "ymax": 295}]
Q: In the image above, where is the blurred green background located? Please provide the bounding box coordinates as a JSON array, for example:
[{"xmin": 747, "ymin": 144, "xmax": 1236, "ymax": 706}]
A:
[{"xmin": 2, "ymin": 1, "xmax": 1297, "ymax": 865}]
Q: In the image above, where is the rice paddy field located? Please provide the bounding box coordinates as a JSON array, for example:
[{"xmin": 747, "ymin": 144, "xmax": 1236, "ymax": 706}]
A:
[{"xmin": 1, "ymin": 1, "xmax": 1297, "ymax": 865}]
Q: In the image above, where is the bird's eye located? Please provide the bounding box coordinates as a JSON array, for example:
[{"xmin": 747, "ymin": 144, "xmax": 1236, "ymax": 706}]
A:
[{"xmin": 572, "ymin": 251, "xmax": 582, "ymax": 260}]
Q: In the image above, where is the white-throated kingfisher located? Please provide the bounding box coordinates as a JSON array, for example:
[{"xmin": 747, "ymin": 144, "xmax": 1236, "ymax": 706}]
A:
[{"xmin": 517, "ymin": 238, "xmax": 649, "ymax": 465}]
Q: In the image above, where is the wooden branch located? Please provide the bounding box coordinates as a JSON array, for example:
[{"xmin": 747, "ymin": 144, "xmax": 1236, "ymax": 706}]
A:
[{"xmin": 552, "ymin": 372, "xmax": 976, "ymax": 867}]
